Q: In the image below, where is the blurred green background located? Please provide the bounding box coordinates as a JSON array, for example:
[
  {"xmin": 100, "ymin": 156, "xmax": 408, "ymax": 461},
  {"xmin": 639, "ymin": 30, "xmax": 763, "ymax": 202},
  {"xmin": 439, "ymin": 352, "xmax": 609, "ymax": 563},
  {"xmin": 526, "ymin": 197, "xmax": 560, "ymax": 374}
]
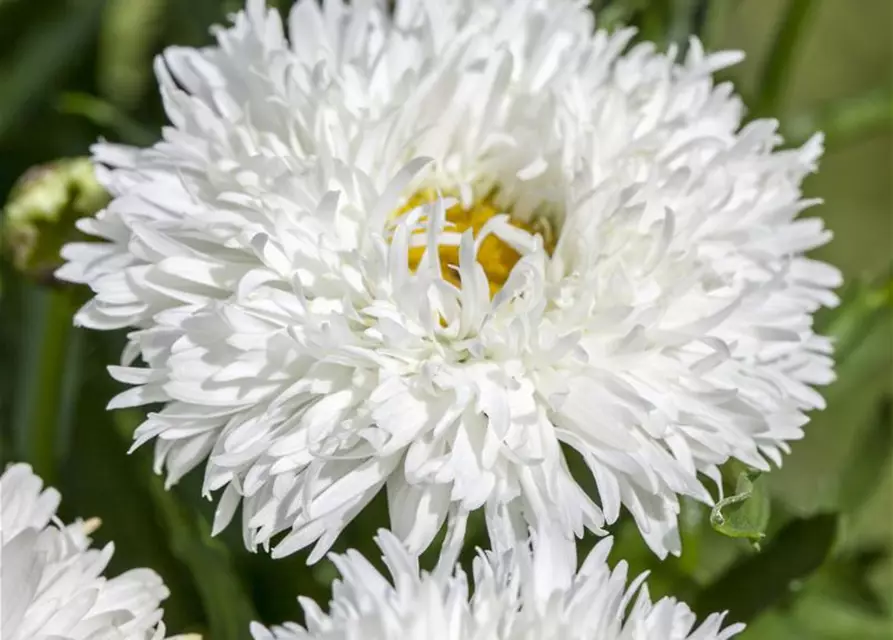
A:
[{"xmin": 0, "ymin": 1, "xmax": 890, "ymax": 638}]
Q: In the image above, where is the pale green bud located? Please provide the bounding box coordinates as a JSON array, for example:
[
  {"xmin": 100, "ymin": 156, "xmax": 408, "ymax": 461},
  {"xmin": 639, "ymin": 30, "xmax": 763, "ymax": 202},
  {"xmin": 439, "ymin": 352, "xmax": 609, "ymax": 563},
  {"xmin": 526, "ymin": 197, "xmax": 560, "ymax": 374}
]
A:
[{"xmin": 2, "ymin": 157, "xmax": 109, "ymax": 282}]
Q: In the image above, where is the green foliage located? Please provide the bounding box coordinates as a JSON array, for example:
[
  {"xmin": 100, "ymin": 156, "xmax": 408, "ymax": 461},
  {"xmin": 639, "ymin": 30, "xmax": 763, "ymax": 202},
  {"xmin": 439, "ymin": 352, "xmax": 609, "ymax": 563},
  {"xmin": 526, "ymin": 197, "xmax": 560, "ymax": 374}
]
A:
[
  {"xmin": 696, "ymin": 513, "xmax": 839, "ymax": 623},
  {"xmin": 0, "ymin": 1, "xmax": 890, "ymax": 637},
  {"xmin": 98, "ymin": 0, "xmax": 168, "ymax": 109},
  {"xmin": 837, "ymin": 398, "xmax": 892, "ymax": 516},
  {"xmin": 823, "ymin": 267, "xmax": 893, "ymax": 366},
  {"xmin": 752, "ymin": 0, "xmax": 817, "ymax": 117},
  {"xmin": 142, "ymin": 459, "xmax": 259, "ymax": 640},
  {"xmin": 0, "ymin": 0, "xmax": 106, "ymax": 140},
  {"xmin": 710, "ymin": 467, "xmax": 771, "ymax": 549},
  {"xmin": 786, "ymin": 88, "xmax": 893, "ymax": 150}
]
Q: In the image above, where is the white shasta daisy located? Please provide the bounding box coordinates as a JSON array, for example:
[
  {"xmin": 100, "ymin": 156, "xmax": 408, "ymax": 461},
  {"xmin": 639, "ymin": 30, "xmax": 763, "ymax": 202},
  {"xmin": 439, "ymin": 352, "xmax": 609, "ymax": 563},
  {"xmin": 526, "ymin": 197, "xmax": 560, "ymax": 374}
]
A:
[
  {"xmin": 58, "ymin": 0, "xmax": 840, "ymax": 561},
  {"xmin": 250, "ymin": 527, "xmax": 744, "ymax": 639},
  {"xmin": 0, "ymin": 464, "xmax": 172, "ymax": 640}
]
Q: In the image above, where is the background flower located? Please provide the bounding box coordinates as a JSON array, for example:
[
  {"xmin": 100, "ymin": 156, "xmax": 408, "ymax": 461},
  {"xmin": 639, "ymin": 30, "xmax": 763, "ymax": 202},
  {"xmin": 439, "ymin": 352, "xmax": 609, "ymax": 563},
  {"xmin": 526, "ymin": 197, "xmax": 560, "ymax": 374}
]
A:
[
  {"xmin": 0, "ymin": 463, "xmax": 171, "ymax": 640},
  {"xmin": 251, "ymin": 527, "xmax": 744, "ymax": 640}
]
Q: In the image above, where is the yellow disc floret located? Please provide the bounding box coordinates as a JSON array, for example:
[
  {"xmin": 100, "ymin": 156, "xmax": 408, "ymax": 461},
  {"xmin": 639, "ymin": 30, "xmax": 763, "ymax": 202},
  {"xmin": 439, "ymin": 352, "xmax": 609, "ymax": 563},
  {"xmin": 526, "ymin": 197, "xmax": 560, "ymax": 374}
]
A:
[{"xmin": 395, "ymin": 189, "xmax": 553, "ymax": 298}]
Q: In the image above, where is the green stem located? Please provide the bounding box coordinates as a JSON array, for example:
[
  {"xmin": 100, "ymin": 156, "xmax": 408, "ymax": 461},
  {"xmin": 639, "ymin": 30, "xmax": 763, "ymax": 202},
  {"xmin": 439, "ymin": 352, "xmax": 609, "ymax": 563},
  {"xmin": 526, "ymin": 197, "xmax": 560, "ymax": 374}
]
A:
[
  {"xmin": 702, "ymin": 0, "xmax": 736, "ymax": 50},
  {"xmin": 753, "ymin": 0, "xmax": 817, "ymax": 118},
  {"xmin": 24, "ymin": 288, "xmax": 73, "ymax": 482}
]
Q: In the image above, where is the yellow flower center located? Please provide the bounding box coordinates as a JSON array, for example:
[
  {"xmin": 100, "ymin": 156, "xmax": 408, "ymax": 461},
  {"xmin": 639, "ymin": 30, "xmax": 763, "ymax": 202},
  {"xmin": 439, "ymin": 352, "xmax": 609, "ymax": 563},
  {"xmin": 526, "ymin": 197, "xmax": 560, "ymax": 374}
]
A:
[{"xmin": 395, "ymin": 189, "xmax": 554, "ymax": 298}]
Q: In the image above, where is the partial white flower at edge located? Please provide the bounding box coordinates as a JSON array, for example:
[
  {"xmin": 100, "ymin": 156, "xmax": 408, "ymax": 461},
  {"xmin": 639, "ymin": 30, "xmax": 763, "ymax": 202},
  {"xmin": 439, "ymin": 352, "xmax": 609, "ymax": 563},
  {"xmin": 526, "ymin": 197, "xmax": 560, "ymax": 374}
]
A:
[
  {"xmin": 251, "ymin": 524, "xmax": 745, "ymax": 640},
  {"xmin": 58, "ymin": 0, "xmax": 841, "ymax": 563},
  {"xmin": 0, "ymin": 463, "xmax": 187, "ymax": 640}
]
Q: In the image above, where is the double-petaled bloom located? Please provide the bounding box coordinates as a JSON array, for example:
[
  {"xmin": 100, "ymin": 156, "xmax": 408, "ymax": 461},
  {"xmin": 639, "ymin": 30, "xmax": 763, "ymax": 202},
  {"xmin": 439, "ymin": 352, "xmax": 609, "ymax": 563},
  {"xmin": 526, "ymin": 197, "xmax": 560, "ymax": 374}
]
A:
[
  {"xmin": 0, "ymin": 464, "xmax": 172, "ymax": 640},
  {"xmin": 252, "ymin": 528, "xmax": 744, "ymax": 639},
  {"xmin": 59, "ymin": 0, "xmax": 839, "ymax": 561}
]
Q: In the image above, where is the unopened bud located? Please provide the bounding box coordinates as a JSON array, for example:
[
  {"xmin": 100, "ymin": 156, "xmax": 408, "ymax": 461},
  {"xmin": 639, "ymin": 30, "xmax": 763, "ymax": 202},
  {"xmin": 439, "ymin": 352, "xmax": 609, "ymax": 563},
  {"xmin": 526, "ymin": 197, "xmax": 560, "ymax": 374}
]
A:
[{"xmin": 2, "ymin": 158, "xmax": 109, "ymax": 282}]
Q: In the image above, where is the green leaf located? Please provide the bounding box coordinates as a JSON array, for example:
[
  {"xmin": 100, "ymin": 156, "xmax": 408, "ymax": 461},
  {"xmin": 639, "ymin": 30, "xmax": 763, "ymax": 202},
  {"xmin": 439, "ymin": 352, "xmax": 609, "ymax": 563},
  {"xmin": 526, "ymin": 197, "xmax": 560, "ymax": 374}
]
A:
[
  {"xmin": 114, "ymin": 413, "xmax": 259, "ymax": 640},
  {"xmin": 666, "ymin": 0, "xmax": 710, "ymax": 51},
  {"xmin": 695, "ymin": 513, "xmax": 839, "ymax": 623},
  {"xmin": 752, "ymin": 0, "xmax": 818, "ymax": 117},
  {"xmin": 98, "ymin": 0, "xmax": 168, "ymax": 110},
  {"xmin": 594, "ymin": 0, "xmax": 649, "ymax": 32},
  {"xmin": 58, "ymin": 342, "xmax": 206, "ymax": 633},
  {"xmin": 821, "ymin": 267, "xmax": 893, "ymax": 366},
  {"xmin": 166, "ymin": 0, "xmax": 225, "ymax": 46},
  {"xmin": 785, "ymin": 88, "xmax": 893, "ymax": 150},
  {"xmin": 10, "ymin": 287, "xmax": 77, "ymax": 484},
  {"xmin": 836, "ymin": 397, "xmax": 893, "ymax": 516},
  {"xmin": 742, "ymin": 567, "xmax": 893, "ymax": 640},
  {"xmin": 57, "ymin": 93, "xmax": 157, "ymax": 146},
  {"xmin": 710, "ymin": 468, "xmax": 771, "ymax": 548},
  {"xmin": 0, "ymin": 0, "xmax": 106, "ymax": 141}
]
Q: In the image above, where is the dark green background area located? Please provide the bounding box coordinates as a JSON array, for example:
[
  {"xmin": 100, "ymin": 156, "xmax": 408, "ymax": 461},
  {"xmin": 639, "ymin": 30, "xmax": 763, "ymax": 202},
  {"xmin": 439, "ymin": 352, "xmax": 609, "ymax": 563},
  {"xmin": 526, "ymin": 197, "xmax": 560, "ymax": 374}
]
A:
[{"xmin": 0, "ymin": 1, "xmax": 890, "ymax": 638}]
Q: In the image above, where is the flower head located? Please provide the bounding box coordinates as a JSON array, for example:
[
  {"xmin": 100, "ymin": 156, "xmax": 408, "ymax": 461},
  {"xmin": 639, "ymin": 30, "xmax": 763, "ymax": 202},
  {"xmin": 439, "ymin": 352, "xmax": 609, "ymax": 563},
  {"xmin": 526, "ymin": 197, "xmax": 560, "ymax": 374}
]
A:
[
  {"xmin": 0, "ymin": 464, "xmax": 171, "ymax": 640},
  {"xmin": 250, "ymin": 528, "xmax": 744, "ymax": 640},
  {"xmin": 59, "ymin": 0, "xmax": 839, "ymax": 560}
]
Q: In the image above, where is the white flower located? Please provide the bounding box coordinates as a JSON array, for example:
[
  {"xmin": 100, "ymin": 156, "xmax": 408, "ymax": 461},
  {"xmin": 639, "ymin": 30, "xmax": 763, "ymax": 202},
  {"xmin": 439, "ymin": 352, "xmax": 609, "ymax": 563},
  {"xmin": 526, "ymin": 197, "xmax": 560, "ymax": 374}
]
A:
[
  {"xmin": 58, "ymin": 0, "xmax": 839, "ymax": 561},
  {"xmin": 250, "ymin": 527, "xmax": 744, "ymax": 640},
  {"xmin": 0, "ymin": 463, "xmax": 171, "ymax": 640}
]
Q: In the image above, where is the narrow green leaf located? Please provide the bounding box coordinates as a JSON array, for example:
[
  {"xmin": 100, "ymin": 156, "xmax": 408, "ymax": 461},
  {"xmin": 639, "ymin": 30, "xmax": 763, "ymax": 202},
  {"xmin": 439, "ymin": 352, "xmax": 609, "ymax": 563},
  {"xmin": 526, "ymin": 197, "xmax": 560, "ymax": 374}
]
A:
[
  {"xmin": 11, "ymin": 287, "xmax": 75, "ymax": 484},
  {"xmin": 114, "ymin": 413, "xmax": 259, "ymax": 640},
  {"xmin": 822, "ymin": 266, "xmax": 893, "ymax": 366},
  {"xmin": 98, "ymin": 0, "xmax": 168, "ymax": 109},
  {"xmin": 702, "ymin": 0, "xmax": 740, "ymax": 50},
  {"xmin": 785, "ymin": 88, "xmax": 893, "ymax": 150},
  {"xmin": 710, "ymin": 468, "xmax": 770, "ymax": 548},
  {"xmin": 59, "ymin": 341, "xmax": 206, "ymax": 632},
  {"xmin": 638, "ymin": 0, "xmax": 672, "ymax": 45},
  {"xmin": 167, "ymin": 0, "xmax": 225, "ymax": 46},
  {"xmin": 667, "ymin": 0, "xmax": 710, "ymax": 52},
  {"xmin": 595, "ymin": 0, "xmax": 649, "ymax": 32},
  {"xmin": 695, "ymin": 513, "xmax": 839, "ymax": 623},
  {"xmin": 752, "ymin": 0, "xmax": 818, "ymax": 117},
  {"xmin": 0, "ymin": 0, "xmax": 106, "ymax": 140},
  {"xmin": 57, "ymin": 93, "xmax": 157, "ymax": 146},
  {"xmin": 836, "ymin": 397, "xmax": 893, "ymax": 516}
]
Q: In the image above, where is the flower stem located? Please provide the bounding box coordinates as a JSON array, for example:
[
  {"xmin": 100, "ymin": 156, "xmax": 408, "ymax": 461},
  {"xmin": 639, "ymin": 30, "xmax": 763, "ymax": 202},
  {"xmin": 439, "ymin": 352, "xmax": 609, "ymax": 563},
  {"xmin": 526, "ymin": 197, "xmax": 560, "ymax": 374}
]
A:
[
  {"xmin": 21, "ymin": 288, "xmax": 73, "ymax": 483},
  {"xmin": 753, "ymin": 0, "xmax": 817, "ymax": 118}
]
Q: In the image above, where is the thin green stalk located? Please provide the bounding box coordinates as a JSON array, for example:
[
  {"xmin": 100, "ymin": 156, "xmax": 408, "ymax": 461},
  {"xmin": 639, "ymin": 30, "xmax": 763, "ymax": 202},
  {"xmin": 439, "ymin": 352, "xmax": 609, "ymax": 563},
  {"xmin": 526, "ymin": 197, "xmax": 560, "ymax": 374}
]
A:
[
  {"xmin": 753, "ymin": 0, "xmax": 818, "ymax": 117},
  {"xmin": 703, "ymin": 0, "xmax": 736, "ymax": 50},
  {"xmin": 56, "ymin": 327, "xmax": 86, "ymax": 459},
  {"xmin": 23, "ymin": 288, "xmax": 73, "ymax": 483}
]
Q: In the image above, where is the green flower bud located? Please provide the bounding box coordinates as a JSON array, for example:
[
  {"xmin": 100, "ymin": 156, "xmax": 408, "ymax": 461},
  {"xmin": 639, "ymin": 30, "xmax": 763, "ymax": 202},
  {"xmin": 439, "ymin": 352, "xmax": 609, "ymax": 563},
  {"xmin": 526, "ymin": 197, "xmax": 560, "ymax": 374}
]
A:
[{"xmin": 2, "ymin": 157, "xmax": 109, "ymax": 282}]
